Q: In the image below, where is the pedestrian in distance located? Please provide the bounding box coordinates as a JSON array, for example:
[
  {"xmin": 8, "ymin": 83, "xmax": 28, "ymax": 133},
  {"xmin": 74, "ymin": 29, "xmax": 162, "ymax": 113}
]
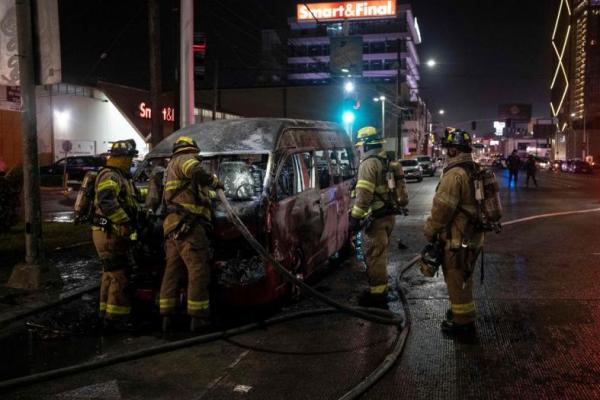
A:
[
  {"xmin": 92, "ymin": 140, "xmax": 141, "ymax": 332},
  {"xmin": 349, "ymin": 126, "xmax": 409, "ymax": 309},
  {"xmin": 423, "ymin": 128, "xmax": 484, "ymax": 335},
  {"xmin": 159, "ymin": 136, "xmax": 224, "ymax": 333},
  {"xmin": 507, "ymin": 150, "xmax": 521, "ymax": 187},
  {"xmin": 525, "ymin": 155, "xmax": 538, "ymax": 188}
]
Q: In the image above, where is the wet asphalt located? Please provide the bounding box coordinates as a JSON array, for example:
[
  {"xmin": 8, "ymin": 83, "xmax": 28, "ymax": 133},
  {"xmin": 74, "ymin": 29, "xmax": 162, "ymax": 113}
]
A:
[{"xmin": 3, "ymin": 169, "xmax": 600, "ymax": 399}]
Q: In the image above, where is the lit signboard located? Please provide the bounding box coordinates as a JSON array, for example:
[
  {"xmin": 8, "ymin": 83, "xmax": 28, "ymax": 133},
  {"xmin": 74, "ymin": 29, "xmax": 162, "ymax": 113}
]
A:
[
  {"xmin": 493, "ymin": 121, "xmax": 505, "ymax": 136},
  {"xmin": 297, "ymin": 1, "xmax": 396, "ymax": 22}
]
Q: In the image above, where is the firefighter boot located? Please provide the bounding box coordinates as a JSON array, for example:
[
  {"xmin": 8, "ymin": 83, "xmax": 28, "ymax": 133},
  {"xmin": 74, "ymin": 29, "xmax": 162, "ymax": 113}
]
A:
[
  {"xmin": 357, "ymin": 290, "xmax": 388, "ymax": 309},
  {"xmin": 441, "ymin": 319, "xmax": 475, "ymax": 335},
  {"xmin": 190, "ymin": 316, "xmax": 211, "ymax": 333}
]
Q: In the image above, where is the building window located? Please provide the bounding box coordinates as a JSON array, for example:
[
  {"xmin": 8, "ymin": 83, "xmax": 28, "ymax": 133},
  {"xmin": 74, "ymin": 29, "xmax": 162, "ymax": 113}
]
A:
[{"xmin": 370, "ymin": 60, "xmax": 383, "ymax": 70}]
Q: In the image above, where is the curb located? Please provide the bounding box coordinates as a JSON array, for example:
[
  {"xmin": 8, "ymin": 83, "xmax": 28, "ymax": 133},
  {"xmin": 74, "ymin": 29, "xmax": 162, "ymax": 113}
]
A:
[{"xmin": 0, "ymin": 283, "xmax": 99, "ymax": 326}]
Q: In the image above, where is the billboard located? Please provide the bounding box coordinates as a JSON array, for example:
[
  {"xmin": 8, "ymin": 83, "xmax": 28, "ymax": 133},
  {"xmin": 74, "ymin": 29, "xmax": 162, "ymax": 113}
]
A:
[
  {"xmin": 498, "ymin": 104, "xmax": 532, "ymax": 122},
  {"xmin": 297, "ymin": 1, "xmax": 396, "ymax": 22}
]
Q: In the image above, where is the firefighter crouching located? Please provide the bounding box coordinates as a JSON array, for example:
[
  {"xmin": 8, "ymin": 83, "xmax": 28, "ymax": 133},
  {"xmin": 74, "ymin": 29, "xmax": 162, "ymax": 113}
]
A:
[
  {"xmin": 349, "ymin": 126, "xmax": 409, "ymax": 309},
  {"xmin": 92, "ymin": 139, "xmax": 140, "ymax": 330},
  {"xmin": 160, "ymin": 136, "xmax": 224, "ymax": 332},
  {"xmin": 423, "ymin": 128, "xmax": 484, "ymax": 335}
]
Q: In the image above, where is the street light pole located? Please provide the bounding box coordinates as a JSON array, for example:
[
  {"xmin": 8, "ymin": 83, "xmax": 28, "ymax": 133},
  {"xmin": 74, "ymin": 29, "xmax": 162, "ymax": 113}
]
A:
[{"xmin": 380, "ymin": 96, "xmax": 385, "ymax": 138}]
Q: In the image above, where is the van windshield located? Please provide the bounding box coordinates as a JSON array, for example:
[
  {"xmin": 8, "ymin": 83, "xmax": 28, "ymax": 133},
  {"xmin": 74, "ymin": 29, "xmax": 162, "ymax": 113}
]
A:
[{"xmin": 200, "ymin": 154, "xmax": 269, "ymax": 201}]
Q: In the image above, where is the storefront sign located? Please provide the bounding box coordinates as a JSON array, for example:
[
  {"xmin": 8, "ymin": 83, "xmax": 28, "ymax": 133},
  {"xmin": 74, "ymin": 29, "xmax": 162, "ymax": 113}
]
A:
[
  {"xmin": 297, "ymin": 1, "xmax": 396, "ymax": 22},
  {"xmin": 138, "ymin": 102, "xmax": 175, "ymax": 122}
]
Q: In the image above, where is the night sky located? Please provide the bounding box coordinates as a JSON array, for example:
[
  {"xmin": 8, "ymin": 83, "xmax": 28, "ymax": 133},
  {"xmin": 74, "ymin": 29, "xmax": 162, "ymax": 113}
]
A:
[{"xmin": 59, "ymin": 0, "xmax": 555, "ymax": 133}]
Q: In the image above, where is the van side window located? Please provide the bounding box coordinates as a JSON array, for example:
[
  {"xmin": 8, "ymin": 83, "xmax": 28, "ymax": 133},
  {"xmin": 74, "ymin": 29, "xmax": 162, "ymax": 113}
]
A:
[
  {"xmin": 277, "ymin": 157, "xmax": 296, "ymax": 199},
  {"xmin": 298, "ymin": 152, "xmax": 315, "ymax": 190},
  {"xmin": 276, "ymin": 152, "xmax": 315, "ymax": 200},
  {"xmin": 329, "ymin": 150, "xmax": 341, "ymax": 184},
  {"xmin": 338, "ymin": 148, "xmax": 355, "ymax": 180},
  {"xmin": 314, "ymin": 150, "xmax": 331, "ymax": 188}
]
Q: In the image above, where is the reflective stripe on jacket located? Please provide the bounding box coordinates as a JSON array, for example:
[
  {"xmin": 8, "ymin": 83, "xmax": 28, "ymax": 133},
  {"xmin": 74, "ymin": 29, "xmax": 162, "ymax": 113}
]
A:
[
  {"xmin": 163, "ymin": 152, "xmax": 218, "ymax": 236},
  {"xmin": 351, "ymin": 149, "xmax": 408, "ymax": 219},
  {"xmin": 94, "ymin": 168, "xmax": 138, "ymax": 227},
  {"xmin": 424, "ymin": 153, "xmax": 484, "ymax": 250}
]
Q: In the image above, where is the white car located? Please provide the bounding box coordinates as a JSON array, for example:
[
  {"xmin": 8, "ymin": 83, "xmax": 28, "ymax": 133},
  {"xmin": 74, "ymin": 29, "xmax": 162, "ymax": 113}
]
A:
[{"xmin": 400, "ymin": 159, "xmax": 423, "ymax": 182}]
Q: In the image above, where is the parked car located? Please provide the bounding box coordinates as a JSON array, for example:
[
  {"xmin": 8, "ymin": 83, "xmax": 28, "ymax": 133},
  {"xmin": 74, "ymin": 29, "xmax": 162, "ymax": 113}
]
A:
[
  {"xmin": 561, "ymin": 160, "xmax": 572, "ymax": 172},
  {"xmin": 550, "ymin": 160, "xmax": 564, "ymax": 172},
  {"xmin": 569, "ymin": 160, "xmax": 592, "ymax": 174},
  {"xmin": 400, "ymin": 159, "xmax": 423, "ymax": 182},
  {"xmin": 134, "ymin": 118, "xmax": 357, "ymax": 307},
  {"xmin": 535, "ymin": 157, "xmax": 551, "ymax": 170},
  {"xmin": 40, "ymin": 156, "xmax": 104, "ymax": 186},
  {"xmin": 414, "ymin": 155, "xmax": 436, "ymax": 177}
]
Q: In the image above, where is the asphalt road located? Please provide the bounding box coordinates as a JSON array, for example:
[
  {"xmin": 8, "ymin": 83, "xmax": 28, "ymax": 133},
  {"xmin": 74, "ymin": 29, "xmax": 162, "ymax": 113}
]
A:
[{"xmin": 4, "ymin": 169, "xmax": 600, "ymax": 399}]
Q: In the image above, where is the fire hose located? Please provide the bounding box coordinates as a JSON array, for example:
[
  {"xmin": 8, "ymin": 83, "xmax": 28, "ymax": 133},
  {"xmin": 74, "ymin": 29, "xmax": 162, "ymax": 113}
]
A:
[{"xmin": 0, "ymin": 190, "xmax": 422, "ymax": 399}]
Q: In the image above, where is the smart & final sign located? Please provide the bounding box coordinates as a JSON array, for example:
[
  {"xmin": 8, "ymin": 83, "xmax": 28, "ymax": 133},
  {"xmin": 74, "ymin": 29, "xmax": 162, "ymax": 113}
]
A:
[{"xmin": 297, "ymin": 1, "xmax": 396, "ymax": 22}]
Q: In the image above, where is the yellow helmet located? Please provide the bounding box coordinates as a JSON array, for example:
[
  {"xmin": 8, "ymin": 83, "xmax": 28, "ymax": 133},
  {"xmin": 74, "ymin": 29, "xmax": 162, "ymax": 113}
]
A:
[
  {"xmin": 355, "ymin": 126, "xmax": 385, "ymax": 147},
  {"xmin": 173, "ymin": 135, "xmax": 199, "ymax": 154},
  {"xmin": 109, "ymin": 139, "xmax": 138, "ymax": 157}
]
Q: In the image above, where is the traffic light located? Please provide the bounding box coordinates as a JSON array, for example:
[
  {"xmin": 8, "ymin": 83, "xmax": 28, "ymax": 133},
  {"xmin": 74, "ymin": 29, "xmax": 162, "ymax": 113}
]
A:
[
  {"xmin": 342, "ymin": 111, "xmax": 355, "ymax": 124},
  {"xmin": 471, "ymin": 120, "xmax": 477, "ymax": 131}
]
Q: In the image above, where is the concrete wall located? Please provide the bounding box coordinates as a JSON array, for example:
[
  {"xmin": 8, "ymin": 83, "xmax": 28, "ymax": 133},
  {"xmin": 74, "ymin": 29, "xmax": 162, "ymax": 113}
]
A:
[{"xmin": 36, "ymin": 87, "xmax": 148, "ymax": 164}]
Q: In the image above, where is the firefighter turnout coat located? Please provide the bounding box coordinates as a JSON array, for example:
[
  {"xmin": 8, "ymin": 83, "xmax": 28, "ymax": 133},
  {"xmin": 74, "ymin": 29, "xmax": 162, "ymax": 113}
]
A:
[
  {"xmin": 351, "ymin": 149, "xmax": 409, "ymax": 295},
  {"xmin": 160, "ymin": 152, "xmax": 220, "ymax": 317},
  {"xmin": 424, "ymin": 152, "xmax": 484, "ymax": 324},
  {"xmin": 93, "ymin": 167, "xmax": 139, "ymax": 319}
]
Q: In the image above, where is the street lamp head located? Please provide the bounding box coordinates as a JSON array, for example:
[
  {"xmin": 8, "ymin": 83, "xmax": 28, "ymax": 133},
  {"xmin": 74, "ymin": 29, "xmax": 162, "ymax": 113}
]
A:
[
  {"xmin": 426, "ymin": 59, "xmax": 436, "ymax": 68},
  {"xmin": 344, "ymin": 81, "xmax": 355, "ymax": 93},
  {"xmin": 373, "ymin": 97, "xmax": 380, "ymax": 102},
  {"xmin": 438, "ymin": 109, "xmax": 445, "ymax": 115},
  {"xmin": 379, "ymin": 95, "xmax": 386, "ymax": 101}
]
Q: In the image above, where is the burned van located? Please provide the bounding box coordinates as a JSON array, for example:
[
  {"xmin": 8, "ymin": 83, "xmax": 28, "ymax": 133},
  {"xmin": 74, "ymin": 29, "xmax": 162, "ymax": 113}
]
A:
[{"xmin": 137, "ymin": 118, "xmax": 357, "ymax": 306}]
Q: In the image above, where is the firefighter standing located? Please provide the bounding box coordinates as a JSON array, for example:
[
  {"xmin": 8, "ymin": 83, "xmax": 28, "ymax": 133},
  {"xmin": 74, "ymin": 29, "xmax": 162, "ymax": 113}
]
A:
[
  {"xmin": 349, "ymin": 127, "xmax": 409, "ymax": 308},
  {"xmin": 160, "ymin": 136, "xmax": 223, "ymax": 332},
  {"xmin": 92, "ymin": 139, "xmax": 140, "ymax": 329},
  {"xmin": 423, "ymin": 128, "xmax": 484, "ymax": 334}
]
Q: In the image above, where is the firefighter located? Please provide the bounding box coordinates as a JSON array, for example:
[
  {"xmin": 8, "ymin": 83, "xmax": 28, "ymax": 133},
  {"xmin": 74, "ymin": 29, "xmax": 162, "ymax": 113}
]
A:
[
  {"xmin": 349, "ymin": 126, "xmax": 409, "ymax": 308},
  {"xmin": 92, "ymin": 139, "xmax": 140, "ymax": 330},
  {"xmin": 423, "ymin": 128, "xmax": 484, "ymax": 335},
  {"xmin": 160, "ymin": 136, "xmax": 223, "ymax": 332}
]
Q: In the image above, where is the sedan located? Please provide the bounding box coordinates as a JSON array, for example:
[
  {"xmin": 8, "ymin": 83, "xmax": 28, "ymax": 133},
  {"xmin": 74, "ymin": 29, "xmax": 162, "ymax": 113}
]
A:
[
  {"xmin": 569, "ymin": 160, "xmax": 592, "ymax": 174},
  {"xmin": 400, "ymin": 159, "xmax": 423, "ymax": 182},
  {"xmin": 40, "ymin": 156, "xmax": 104, "ymax": 186},
  {"xmin": 414, "ymin": 155, "xmax": 437, "ymax": 177}
]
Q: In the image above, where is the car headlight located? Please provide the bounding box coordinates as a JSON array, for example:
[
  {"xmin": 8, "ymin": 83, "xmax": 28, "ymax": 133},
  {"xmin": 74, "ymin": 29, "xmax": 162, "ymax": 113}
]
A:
[{"xmin": 418, "ymin": 166, "xmax": 422, "ymax": 171}]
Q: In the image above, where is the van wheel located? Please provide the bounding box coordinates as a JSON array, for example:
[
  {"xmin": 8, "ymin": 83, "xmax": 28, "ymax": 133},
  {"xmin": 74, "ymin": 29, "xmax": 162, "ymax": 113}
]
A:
[{"xmin": 417, "ymin": 177, "xmax": 423, "ymax": 182}]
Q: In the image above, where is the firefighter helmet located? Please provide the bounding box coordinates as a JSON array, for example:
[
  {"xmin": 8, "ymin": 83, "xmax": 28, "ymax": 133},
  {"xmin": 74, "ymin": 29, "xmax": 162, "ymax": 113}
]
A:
[
  {"xmin": 173, "ymin": 135, "xmax": 200, "ymax": 154},
  {"xmin": 109, "ymin": 139, "xmax": 138, "ymax": 157},
  {"xmin": 442, "ymin": 128, "xmax": 472, "ymax": 151},
  {"xmin": 355, "ymin": 126, "xmax": 385, "ymax": 147}
]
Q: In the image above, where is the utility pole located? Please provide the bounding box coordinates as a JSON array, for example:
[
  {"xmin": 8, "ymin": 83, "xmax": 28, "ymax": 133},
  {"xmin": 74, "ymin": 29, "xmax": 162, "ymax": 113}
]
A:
[
  {"xmin": 148, "ymin": 0, "xmax": 163, "ymax": 147},
  {"xmin": 16, "ymin": 0, "xmax": 42, "ymax": 264},
  {"xmin": 179, "ymin": 0, "xmax": 195, "ymax": 128},
  {"xmin": 9, "ymin": 0, "xmax": 61, "ymax": 290}
]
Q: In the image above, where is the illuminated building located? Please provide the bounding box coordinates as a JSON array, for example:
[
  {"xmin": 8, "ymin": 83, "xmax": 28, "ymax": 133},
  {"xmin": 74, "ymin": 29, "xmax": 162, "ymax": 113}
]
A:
[
  {"xmin": 551, "ymin": 0, "xmax": 600, "ymax": 160},
  {"xmin": 257, "ymin": 1, "xmax": 428, "ymax": 155}
]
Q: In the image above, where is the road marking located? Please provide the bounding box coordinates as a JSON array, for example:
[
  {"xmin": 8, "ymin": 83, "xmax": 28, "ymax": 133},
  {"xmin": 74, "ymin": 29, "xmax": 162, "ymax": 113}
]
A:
[{"xmin": 503, "ymin": 208, "xmax": 600, "ymax": 226}]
